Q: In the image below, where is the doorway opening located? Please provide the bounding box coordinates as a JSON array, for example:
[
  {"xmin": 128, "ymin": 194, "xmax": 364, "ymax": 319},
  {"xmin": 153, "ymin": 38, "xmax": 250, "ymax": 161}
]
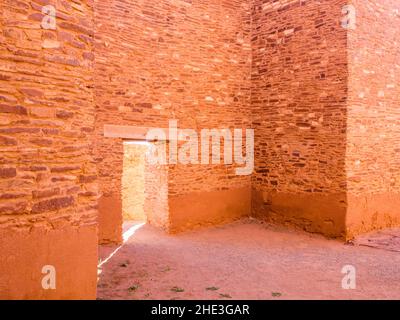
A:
[
  {"xmin": 122, "ymin": 140, "xmax": 150, "ymax": 224},
  {"xmin": 121, "ymin": 140, "xmax": 169, "ymax": 232},
  {"xmin": 98, "ymin": 139, "xmax": 169, "ymax": 275}
]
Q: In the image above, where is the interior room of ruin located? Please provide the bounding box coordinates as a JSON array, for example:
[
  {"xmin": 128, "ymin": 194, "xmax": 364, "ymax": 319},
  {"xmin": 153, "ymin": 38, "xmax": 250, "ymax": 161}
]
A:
[{"xmin": 1, "ymin": 0, "xmax": 399, "ymax": 300}]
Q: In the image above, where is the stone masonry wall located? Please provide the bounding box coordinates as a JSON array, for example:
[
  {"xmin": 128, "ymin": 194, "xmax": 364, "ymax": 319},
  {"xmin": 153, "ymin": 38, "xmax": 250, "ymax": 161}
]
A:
[
  {"xmin": 2, "ymin": 0, "xmax": 400, "ymax": 300},
  {"xmin": 251, "ymin": 0, "xmax": 349, "ymax": 238},
  {"xmin": 346, "ymin": 0, "xmax": 400, "ymax": 237},
  {"xmin": 122, "ymin": 142, "xmax": 147, "ymax": 221},
  {"xmin": 144, "ymin": 142, "xmax": 170, "ymax": 231},
  {"xmin": 0, "ymin": 0, "xmax": 98, "ymax": 299},
  {"xmin": 94, "ymin": 0, "xmax": 253, "ymax": 241}
]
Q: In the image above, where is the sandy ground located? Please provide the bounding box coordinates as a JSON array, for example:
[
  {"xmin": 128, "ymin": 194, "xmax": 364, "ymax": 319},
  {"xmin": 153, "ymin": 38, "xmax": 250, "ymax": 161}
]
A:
[{"xmin": 97, "ymin": 219, "xmax": 400, "ymax": 300}]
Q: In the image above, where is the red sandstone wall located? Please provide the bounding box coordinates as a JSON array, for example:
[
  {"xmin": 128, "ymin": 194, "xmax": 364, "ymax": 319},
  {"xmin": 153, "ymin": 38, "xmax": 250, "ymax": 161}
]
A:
[
  {"xmin": 251, "ymin": 0, "xmax": 349, "ymax": 238},
  {"xmin": 94, "ymin": 0, "xmax": 252, "ymax": 241},
  {"xmin": 0, "ymin": 0, "xmax": 98, "ymax": 299},
  {"xmin": 346, "ymin": 0, "xmax": 400, "ymax": 237},
  {"xmin": 1, "ymin": 0, "xmax": 399, "ymax": 301}
]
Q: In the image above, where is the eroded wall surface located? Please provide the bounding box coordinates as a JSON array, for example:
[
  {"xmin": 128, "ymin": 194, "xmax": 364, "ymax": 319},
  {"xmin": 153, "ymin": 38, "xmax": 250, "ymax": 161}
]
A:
[
  {"xmin": 346, "ymin": 0, "xmax": 400, "ymax": 237},
  {"xmin": 251, "ymin": 0, "xmax": 349, "ymax": 238},
  {"xmin": 0, "ymin": 0, "xmax": 98, "ymax": 299},
  {"xmin": 94, "ymin": 0, "xmax": 253, "ymax": 240}
]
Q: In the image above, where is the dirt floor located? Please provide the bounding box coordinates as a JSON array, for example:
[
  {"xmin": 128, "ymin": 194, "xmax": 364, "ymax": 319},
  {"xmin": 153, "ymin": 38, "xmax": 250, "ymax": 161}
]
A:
[{"xmin": 97, "ymin": 219, "xmax": 400, "ymax": 300}]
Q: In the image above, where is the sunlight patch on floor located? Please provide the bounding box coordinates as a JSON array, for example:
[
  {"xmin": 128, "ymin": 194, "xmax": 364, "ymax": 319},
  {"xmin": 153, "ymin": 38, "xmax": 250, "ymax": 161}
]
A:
[{"xmin": 98, "ymin": 222, "xmax": 145, "ymax": 272}]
